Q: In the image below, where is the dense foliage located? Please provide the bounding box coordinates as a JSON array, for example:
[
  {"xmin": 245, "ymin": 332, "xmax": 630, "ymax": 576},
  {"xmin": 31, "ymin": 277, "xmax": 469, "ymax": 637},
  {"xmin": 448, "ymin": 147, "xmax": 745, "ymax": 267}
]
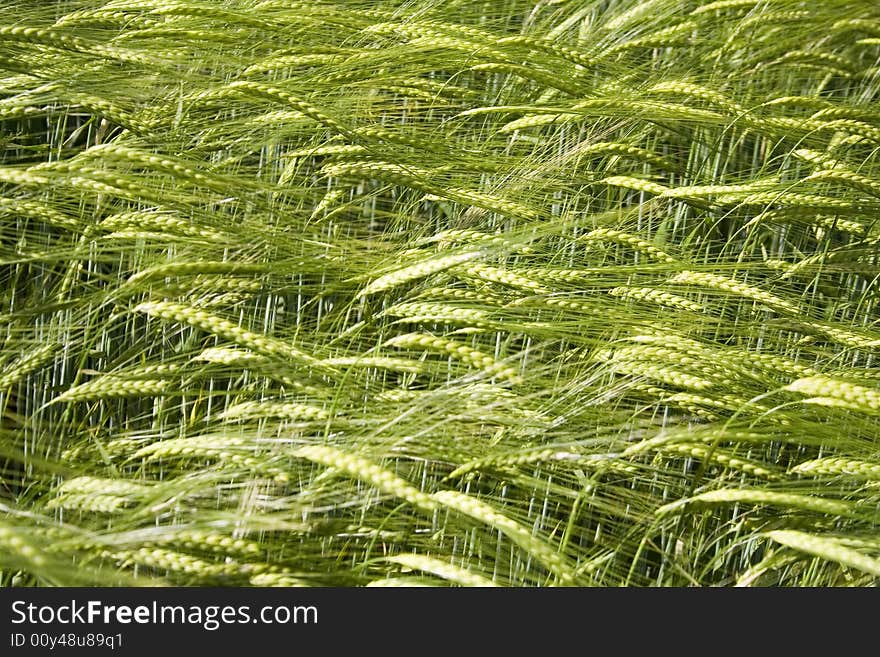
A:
[{"xmin": 2, "ymin": 0, "xmax": 880, "ymax": 586}]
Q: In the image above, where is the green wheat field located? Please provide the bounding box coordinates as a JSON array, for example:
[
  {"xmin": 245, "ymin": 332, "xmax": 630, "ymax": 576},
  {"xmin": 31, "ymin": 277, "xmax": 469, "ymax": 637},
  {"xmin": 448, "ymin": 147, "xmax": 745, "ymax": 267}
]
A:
[{"xmin": 1, "ymin": 0, "xmax": 880, "ymax": 587}]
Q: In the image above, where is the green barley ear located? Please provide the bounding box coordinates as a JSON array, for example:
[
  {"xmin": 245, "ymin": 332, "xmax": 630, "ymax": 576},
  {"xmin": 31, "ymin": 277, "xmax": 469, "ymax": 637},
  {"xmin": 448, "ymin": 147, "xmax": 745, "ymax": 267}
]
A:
[
  {"xmin": 432, "ymin": 490, "xmax": 578, "ymax": 586},
  {"xmin": 54, "ymin": 377, "xmax": 171, "ymax": 403},
  {"xmin": 294, "ymin": 445, "xmax": 438, "ymax": 514},
  {"xmin": 766, "ymin": 531, "xmax": 880, "ymax": 578},
  {"xmin": 656, "ymin": 489, "xmax": 856, "ymax": 518},
  {"xmin": 785, "ymin": 376, "xmax": 880, "ymax": 414},
  {"xmin": 49, "ymin": 476, "xmax": 153, "ymax": 512},
  {"xmin": 134, "ymin": 300, "xmax": 330, "ymax": 372},
  {"xmin": 219, "ymin": 401, "xmax": 330, "ymax": 422},
  {"xmin": 580, "ymin": 227, "xmax": 677, "ymax": 263},
  {"xmin": 385, "ymin": 333, "xmax": 522, "ymax": 383},
  {"xmin": 365, "ymin": 577, "xmax": 440, "ymax": 587},
  {"xmin": 0, "ymin": 523, "xmax": 49, "ymax": 571},
  {"xmin": 385, "ymin": 554, "xmax": 499, "ymax": 587},
  {"xmin": 790, "ymin": 457, "xmax": 880, "ymax": 481},
  {"xmin": 0, "ymin": 344, "xmax": 56, "ymax": 390},
  {"xmin": 357, "ymin": 251, "xmax": 482, "ymax": 298},
  {"xmin": 250, "ymin": 572, "xmax": 310, "ymax": 587}
]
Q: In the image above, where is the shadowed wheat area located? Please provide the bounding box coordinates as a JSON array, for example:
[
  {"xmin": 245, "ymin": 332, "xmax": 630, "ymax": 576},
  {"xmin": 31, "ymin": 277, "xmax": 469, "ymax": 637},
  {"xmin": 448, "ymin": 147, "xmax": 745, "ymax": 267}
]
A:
[{"xmin": 1, "ymin": 0, "xmax": 879, "ymax": 587}]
